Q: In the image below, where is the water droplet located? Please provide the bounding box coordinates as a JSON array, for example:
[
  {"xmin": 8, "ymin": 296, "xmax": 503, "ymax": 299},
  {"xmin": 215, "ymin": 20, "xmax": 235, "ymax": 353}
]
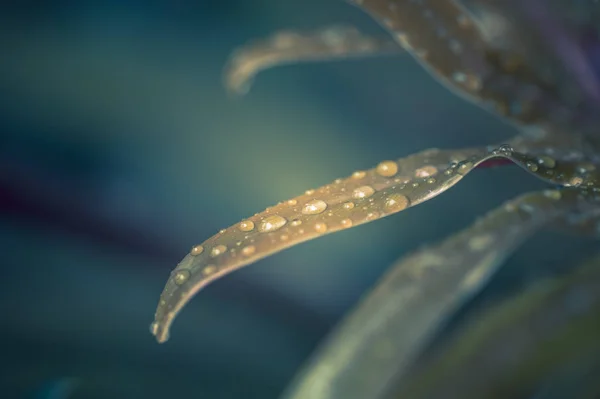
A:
[
  {"xmin": 203, "ymin": 265, "xmax": 217, "ymax": 275},
  {"xmin": 366, "ymin": 212, "xmax": 379, "ymax": 220},
  {"xmin": 341, "ymin": 218, "xmax": 353, "ymax": 228},
  {"xmin": 468, "ymin": 235, "xmax": 493, "ymax": 251},
  {"xmin": 568, "ymin": 176, "xmax": 583, "ymax": 187},
  {"xmin": 173, "ymin": 270, "xmax": 191, "ymax": 285},
  {"xmin": 302, "ymin": 199, "xmax": 328, "ymax": 215},
  {"xmin": 190, "ymin": 245, "xmax": 204, "ymax": 256},
  {"xmin": 290, "ymin": 219, "xmax": 302, "ymax": 227},
  {"xmin": 343, "ymin": 201, "xmax": 355, "ymax": 210},
  {"xmin": 415, "ymin": 165, "xmax": 438, "ymax": 178},
  {"xmin": 526, "ymin": 162, "xmax": 539, "ymax": 172},
  {"xmin": 259, "ymin": 215, "xmax": 287, "ymax": 232},
  {"xmin": 457, "ymin": 162, "xmax": 473, "ymax": 175},
  {"xmin": 150, "ymin": 321, "xmax": 159, "ymax": 335},
  {"xmin": 314, "ymin": 222, "xmax": 328, "ymax": 233},
  {"xmin": 426, "ymin": 177, "xmax": 436, "ymax": 184},
  {"xmin": 280, "ymin": 234, "xmax": 289, "ymax": 241},
  {"xmin": 538, "ymin": 156, "xmax": 556, "ymax": 168},
  {"xmin": 239, "ymin": 220, "xmax": 255, "ymax": 232},
  {"xmin": 384, "ymin": 194, "xmax": 410, "ymax": 212},
  {"xmin": 352, "ymin": 171, "xmax": 366, "ymax": 179},
  {"xmin": 353, "ymin": 185, "xmax": 375, "ymax": 199},
  {"xmin": 287, "ymin": 199, "xmax": 298, "ymax": 206},
  {"xmin": 518, "ymin": 202, "xmax": 536, "ymax": 214},
  {"xmin": 210, "ymin": 245, "xmax": 227, "ymax": 257},
  {"xmin": 376, "ymin": 160, "xmax": 398, "ymax": 177},
  {"xmin": 543, "ymin": 190, "xmax": 562, "ymax": 200},
  {"xmin": 577, "ymin": 163, "xmax": 596, "ymax": 174},
  {"xmin": 305, "ymin": 189, "xmax": 315, "ymax": 195},
  {"xmin": 219, "ymin": 229, "xmax": 226, "ymax": 234},
  {"xmin": 241, "ymin": 245, "xmax": 256, "ymax": 256}
]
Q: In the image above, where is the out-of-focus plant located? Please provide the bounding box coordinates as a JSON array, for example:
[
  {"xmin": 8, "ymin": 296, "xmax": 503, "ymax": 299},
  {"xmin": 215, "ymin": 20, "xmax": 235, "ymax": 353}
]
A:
[{"xmin": 151, "ymin": 1, "xmax": 600, "ymax": 398}]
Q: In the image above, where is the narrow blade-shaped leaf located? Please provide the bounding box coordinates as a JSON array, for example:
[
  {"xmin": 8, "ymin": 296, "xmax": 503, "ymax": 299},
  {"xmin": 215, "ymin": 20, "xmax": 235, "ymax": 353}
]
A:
[{"xmin": 224, "ymin": 25, "xmax": 400, "ymax": 95}]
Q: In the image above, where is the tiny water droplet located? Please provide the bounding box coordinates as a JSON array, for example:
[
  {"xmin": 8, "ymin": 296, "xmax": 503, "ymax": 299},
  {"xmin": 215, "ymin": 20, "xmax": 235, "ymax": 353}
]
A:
[
  {"xmin": 343, "ymin": 201, "xmax": 355, "ymax": 210},
  {"xmin": 341, "ymin": 218, "xmax": 353, "ymax": 228},
  {"xmin": 497, "ymin": 144, "xmax": 513, "ymax": 154},
  {"xmin": 150, "ymin": 321, "xmax": 159, "ymax": 335},
  {"xmin": 190, "ymin": 245, "xmax": 204, "ymax": 256},
  {"xmin": 203, "ymin": 265, "xmax": 217, "ymax": 275},
  {"xmin": 241, "ymin": 245, "xmax": 256, "ymax": 256},
  {"xmin": 538, "ymin": 156, "xmax": 556, "ymax": 168},
  {"xmin": 210, "ymin": 245, "xmax": 227, "ymax": 257},
  {"xmin": 457, "ymin": 162, "xmax": 473, "ymax": 175},
  {"xmin": 352, "ymin": 171, "xmax": 366, "ymax": 179},
  {"xmin": 543, "ymin": 190, "xmax": 562, "ymax": 200},
  {"xmin": 173, "ymin": 270, "xmax": 191, "ymax": 285},
  {"xmin": 526, "ymin": 162, "xmax": 539, "ymax": 172},
  {"xmin": 314, "ymin": 222, "xmax": 328, "ymax": 233}
]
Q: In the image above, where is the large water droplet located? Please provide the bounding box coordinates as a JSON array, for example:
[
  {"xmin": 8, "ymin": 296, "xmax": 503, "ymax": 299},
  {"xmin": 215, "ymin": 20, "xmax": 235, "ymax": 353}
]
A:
[
  {"xmin": 384, "ymin": 194, "xmax": 410, "ymax": 212},
  {"xmin": 376, "ymin": 161, "xmax": 398, "ymax": 177},
  {"xmin": 302, "ymin": 199, "xmax": 328, "ymax": 215},
  {"xmin": 259, "ymin": 215, "xmax": 287, "ymax": 232},
  {"xmin": 239, "ymin": 220, "xmax": 255, "ymax": 232},
  {"xmin": 352, "ymin": 185, "xmax": 375, "ymax": 199}
]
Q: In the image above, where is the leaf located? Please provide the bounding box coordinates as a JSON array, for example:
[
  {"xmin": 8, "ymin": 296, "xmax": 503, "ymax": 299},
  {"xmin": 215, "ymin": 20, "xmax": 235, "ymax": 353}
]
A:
[
  {"xmin": 281, "ymin": 189, "xmax": 599, "ymax": 399},
  {"xmin": 150, "ymin": 137, "xmax": 599, "ymax": 344},
  {"xmin": 347, "ymin": 0, "xmax": 600, "ymax": 130},
  {"xmin": 223, "ymin": 25, "xmax": 401, "ymax": 95},
  {"xmin": 388, "ymin": 252, "xmax": 600, "ymax": 399}
]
